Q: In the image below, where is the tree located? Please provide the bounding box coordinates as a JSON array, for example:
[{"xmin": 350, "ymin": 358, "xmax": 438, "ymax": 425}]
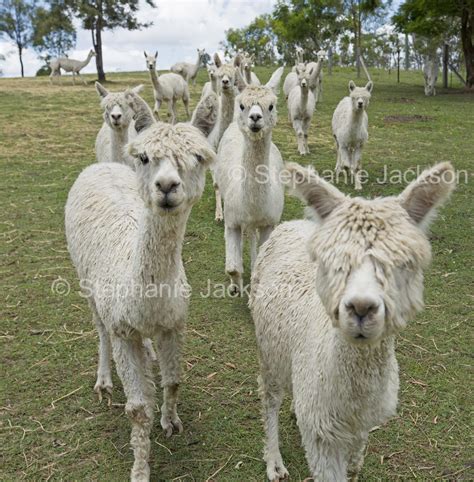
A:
[
  {"xmin": 66, "ymin": 0, "xmax": 156, "ymax": 82},
  {"xmin": 221, "ymin": 14, "xmax": 278, "ymax": 65},
  {"xmin": 32, "ymin": 1, "xmax": 76, "ymax": 62},
  {"xmin": 0, "ymin": 0, "xmax": 35, "ymax": 77},
  {"xmin": 394, "ymin": 0, "xmax": 474, "ymax": 88}
]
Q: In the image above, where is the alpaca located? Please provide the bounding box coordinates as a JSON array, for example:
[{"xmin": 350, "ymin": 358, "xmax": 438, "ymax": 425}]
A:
[
  {"xmin": 201, "ymin": 65, "xmax": 218, "ymax": 98},
  {"xmin": 49, "ymin": 49, "xmax": 96, "ymax": 85},
  {"xmin": 238, "ymin": 53, "xmax": 261, "ymax": 85},
  {"xmin": 423, "ymin": 52, "xmax": 439, "ymax": 96},
  {"xmin": 250, "ymin": 161, "xmax": 456, "ymax": 481},
  {"xmin": 311, "ymin": 49, "xmax": 327, "ymax": 102},
  {"xmin": 144, "ymin": 51, "xmax": 190, "ymax": 123},
  {"xmin": 332, "ymin": 80, "xmax": 373, "ymax": 190},
  {"xmin": 207, "ymin": 53, "xmax": 241, "ymax": 222},
  {"xmin": 94, "ymin": 82, "xmax": 145, "ymax": 166},
  {"xmin": 171, "ymin": 48, "xmax": 206, "ymax": 86},
  {"xmin": 213, "ymin": 68, "xmax": 285, "ymax": 293},
  {"xmin": 65, "ymin": 121, "xmax": 216, "ymax": 481},
  {"xmin": 287, "ymin": 64, "xmax": 320, "ymax": 155}
]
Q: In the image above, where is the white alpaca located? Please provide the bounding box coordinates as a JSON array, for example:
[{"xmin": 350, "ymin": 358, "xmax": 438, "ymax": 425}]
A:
[
  {"xmin": 49, "ymin": 49, "xmax": 96, "ymax": 85},
  {"xmin": 171, "ymin": 48, "xmax": 206, "ymax": 86},
  {"xmin": 201, "ymin": 65, "xmax": 219, "ymax": 98},
  {"xmin": 423, "ymin": 52, "xmax": 439, "ymax": 96},
  {"xmin": 94, "ymin": 83, "xmax": 145, "ymax": 166},
  {"xmin": 213, "ymin": 68, "xmax": 285, "ymax": 293},
  {"xmin": 287, "ymin": 64, "xmax": 320, "ymax": 155},
  {"xmin": 332, "ymin": 80, "xmax": 373, "ymax": 190},
  {"xmin": 237, "ymin": 52, "xmax": 261, "ymax": 85},
  {"xmin": 144, "ymin": 51, "xmax": 190, "ymax": 123},
  {"xmin": 306, "ymin": 49, "xmax": 326, "ymax": 102},
  {"xmin": 65, "ymin": 121, "xmax": 215, "ymax": 481},
  {"xmin": 250, "ymin": 161, "xmax": 455, "ymax": 481}
]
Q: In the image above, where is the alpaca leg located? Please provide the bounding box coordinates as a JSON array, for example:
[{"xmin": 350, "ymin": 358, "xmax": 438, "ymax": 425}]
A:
[
  {"xmin": 92, "ymin": 309, "xmax": 113, "ymax": 401},
  {"xmin": 301, "ymin": 438, "xmax": 347, "ymax": 482},
  {"xmin": 169, "ymin": 100, "xmax": 177, "ymax": 124},
  {"xmin": 258, "ymin": 225, "xmax": 274, "ymax": 249},
  {"xmin": 77, "ymin": 71, "xmax": 87, "ymax": 85},
  {"xmin": 259, "ymin": 374, "xmax": 288, "ymax": 481},
  {"xmin": 250, "ymin": 230, "xmax": 258, "ymax": 271},
  {"xmin": 225, "ymin": 224, "xmax": 243, "ymax": 294},
  {"xmin": 347, "ymin": 433, "xmax": 368, "ymax": 481},
  {"xmin": 72, "ymin": 72, "xmax": 76, "ymax": 86},
  {"xmin": 183, "ymin": 95, "xmax": 190, "ymax": 120},
  {"xmin": 352, "ymin": 148, "xmax": 363, "ymax": 190},
  {"xmin": 153, "ymin": 99, "xmax": 161, "ymax": 120},
  {"xmin": 214, "ymin": 186, "xmax": 223, "ymax": 222},
  {"xmin": 155, "ymin": 327, "xmax": 184, "ymax": 437},
  {"xmin": 302, "ymin": 119, "xmax": 311, "ymax": 154},
  {"xmin": 111, "ymin": 334, "xmax": 155, "ymax": 481}
]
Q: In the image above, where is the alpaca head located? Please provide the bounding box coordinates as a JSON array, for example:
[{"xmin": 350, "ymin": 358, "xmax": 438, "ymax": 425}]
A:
[
  {"xmin": 213, "ymin": 53, "xmax": 237, "ymax": 93},
  {"xmin": 295, "ymin": 65, "xmax": 313, "ymax": 91},
  {"xmin": 127, "ymin": 123, "xmax": 215, "ymax": 216},
  {"xmin": 317, "ymin": 49, "xmax": 327, "ymax": 62},
  {"xmin": 95, "ymin": 82, "xmax": 143, "ymax": 130},
  {"xmin": 144, "ymin": 51, "xmax": 158, "ymax": 71},
  {"xmin": 197, "ymin": 48, "xmax": 206, "ymax": 58},
  {"xmin": 89, "ymin": 49, "xmax": 96, "ymax": 58},
  {"xmin": 235, "ymin": 67, "xmax": 283, "ymax": 139},
  {"xmin": 349, "ymin": 80, "xmax": 373, "ymax": 112},
  {"xmin": 286, "ymin": 161, "xmax": 456, "ymax": 345},
  {"xmin": 241, "ymin": 53, "xmax": 255, "ymax": 73}
]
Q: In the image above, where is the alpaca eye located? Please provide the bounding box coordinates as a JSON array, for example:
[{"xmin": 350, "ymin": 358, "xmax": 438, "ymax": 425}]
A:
[
  {"xmin": 240, "ymin": 104, "xmax": 245, "ymax": 111},
  {"xmin": 269, "ymin": 104, "xmax": 274, "ymax": 111},
  {"xmin": 195, "ymin": 154, "xmax": 204, "ymax": 163},
  {"xmin": 139, "ymin": 153, "xmax": 149, "ymax": 165}
]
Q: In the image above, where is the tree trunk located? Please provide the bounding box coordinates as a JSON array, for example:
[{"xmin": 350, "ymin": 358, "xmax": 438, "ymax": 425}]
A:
[
  {"xmin": 443, "ymin": 43, "xmax": 449, "ymax": 89},
  {"xmin": 18, "ymin": 45, "xmax": 24, "ymax": 77},
  {"xmin": 95, "ymin": 25, "xmax": 106, "ymax": 82},
  {"xmin": 404, "ymin": 34, "xmax": 410, "ymax": 70},
  {"xmin": 328, "ymin": 45, "xmax": 333, "ymax": 76},
  {"xmin": 461, "ymin": 6, "xmax": 473, "ymax": 88}
]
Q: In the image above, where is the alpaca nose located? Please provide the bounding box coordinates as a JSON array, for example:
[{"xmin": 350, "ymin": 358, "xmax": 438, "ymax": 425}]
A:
[
  {"xmin": 222, "ymin": 79, "xmax": 229, "ymax": 85},
  {"xmin": 155, "ymin": 180, "xmax": 180, "ymax": 194},
  {"xmin": 249, "ymin": 112, "xmax": 262, "ymax": 123},
  {"xmin": 111, "ymin": 113, "xmax": 122, "ymax": 121},
  {"xmin": 345, "ymin": 297, "xmax": 379, "ymax": 323},
  {"xmin": 358, "ymin": 101, "xmax": 363, "ymax": 108}
]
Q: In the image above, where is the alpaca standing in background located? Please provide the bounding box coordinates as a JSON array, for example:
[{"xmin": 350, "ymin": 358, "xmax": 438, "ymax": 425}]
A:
[
  {"xmin": 94, "ymin": 83, "xmax": 145, "ymax": 167},
  {"xmin": 250, "ymin": 161, "xmax": 455, "ymax": 481},
  {"xmin": 66, "ymin": 120, "xmax": 216, "ymax": 481},
  {"xmin": 144, "ymin": 51, "xmax": 190, "ymax": 123},
  {"xmin": 49, "ymin": 49, "xmax": 96, "ymax": 85},
  {"xmin": 332, "ymin": 80, "xmax": 373, "ymax": 190},
  {"xmin": 213, "ymin": 68, "xmax": 285, "ymax": 293},
  {"xmin": 171, "ymin": 48, "xmax": 206, "ymax": 86}
]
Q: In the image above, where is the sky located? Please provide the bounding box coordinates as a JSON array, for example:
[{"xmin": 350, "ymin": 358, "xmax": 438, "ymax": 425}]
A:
[{"xmin": 0, "ymin": 0, "xmax": 276, "ymax": 78}]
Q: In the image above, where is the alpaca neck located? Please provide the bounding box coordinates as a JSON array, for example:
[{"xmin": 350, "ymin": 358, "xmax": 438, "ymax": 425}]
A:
[
  {"xmin": 300, "ymin": 86, "xmax": 309, "ymax": 111},
  {"xmin": 351, "ymin": 107, "xmax": 365, "ymax": 125},
  {"xmin": 217, "ymin": 90, "xmax": 235, "ymax": 139},
  {"xmin": 245, "ymin": 68, "xmax": 252, "ymax": 84},
  {"xmin": 80, "ymin": 53, "xmax": 93, "ymax": 70},
  {"xmin": 150, "ymin": 68, "xmax": 160, "ymax": 92},
  {"xmin": 109, "ymin": 126, "xmax": 129, "ymax": 163},
  {"xmin": 242, "ymin": 130, "xmax": 272, "ymax": 185},
  {"xmin": 192, "ymin": 52, "xmax": 201, "ymax": 75},
  {"xmin": 132, "ymin": 207, "xmax": 190, "ymax": 286}
]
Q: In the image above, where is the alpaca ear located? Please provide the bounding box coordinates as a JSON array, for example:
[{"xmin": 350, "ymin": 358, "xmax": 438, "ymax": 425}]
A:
[
  {"xmin": 365, "ymin": 81, "xmax": 373, "ymax": 92},
  {"xmin": 284, "ymin": 162, "xmax": 345, "ymax": 222},
  {"xmin": 265, "ymin": 66, "xmax": 284, "ymax": 95},
  {"xmin": 214, "ymin": 53, "xmax": 222, "ymax": 68},
  {"xmin": 154, "ymin": 51, "xmax": 158, "ymax": 59},
  {"xmin": 235, "ymin": 68, "xmax": 247, "ymax": 92},
  {"xmin": 398, "ymin": 162, "xmax": 456, "ymax": 230},
  {"xmin": 131, "ymin": 84, "xmax": 144, "ymax": 94},
  {"xmin": 95, "ymin": 81, "xmax": 109, "ymax": 98},
  {"xmin": 234, "ymin": 54, "xmax": 242, "ymax": 67},
  {"xmin": 143, "ymin": 51, "xmax": 147, "ymax": 58},
  {"xmin": 349, "ymin": 80, "xmax": 356, "ymax": 91}
]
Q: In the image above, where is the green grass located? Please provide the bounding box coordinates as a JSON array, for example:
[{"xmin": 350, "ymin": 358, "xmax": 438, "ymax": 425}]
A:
[{"xmin": 0, "ymin": 66, "xmax": 473, "ymax": 481}]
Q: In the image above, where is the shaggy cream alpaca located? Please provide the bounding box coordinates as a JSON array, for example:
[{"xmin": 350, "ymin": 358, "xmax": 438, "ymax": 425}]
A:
[
  {"xmin": 250, "ymin": 161, "xmax": 455, "ymax": 481},
  {"xmin": 66, "ymin": 122, "xmax": 215, "ymax": 481},
  {"xmin": 214, "ymin": 69, "xmax": 285, "ymax": 293}
]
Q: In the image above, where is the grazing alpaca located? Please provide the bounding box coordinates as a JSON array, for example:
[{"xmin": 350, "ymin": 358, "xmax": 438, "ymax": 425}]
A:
[
  {"xmin": 49, "ymin": 49, "xmax": 96, "ymax": 85},
  {"xmin": 144, "ymin": 51, "xmax": 190, "ymax": 123},
  {"xmin": 423, "ymin": 52, "xmax": 439, "ymax": 96},
  {"xmin": 332, "ymin": 80, "xmax": 373, "ymax": 190},
  {"xmin": 287, "ymin": 64, "xmax": 321, "ymax": 155},
  {"xmin": 65, "ymin": 120, "xmax": 215, "ymax": 481},
  {"xmin": 213, "ymin": 68, "xmax": 285, "ymax": 293},
  {"xmin": 250, "ymin": 161, "xmax": 455, "ymax": 481},
  {"xmin": 171, "ymin": 48, "xmax": 206, "ymax": 86},
  {"xmin": 94, "ymin": 82, "xmax": 145, "ymax": 166}
]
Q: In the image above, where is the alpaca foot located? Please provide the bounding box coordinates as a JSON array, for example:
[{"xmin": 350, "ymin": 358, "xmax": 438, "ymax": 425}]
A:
[
  {"xmin": 215, "ymin": 211, "xmax": 223, "ymax": 222},
  {"xmin": 227, "ymin": 271, "xmax": 243, "ymax": 296},
  {"xmin": 266, "ymin": 456, "xmax": 289, "ymax": 481},
  {"xmin": 161, "ymin": 412, "xmax": 183, "ymax": 438},
  {"xmin": 94, "ymin": 373, "xmax": 113, "ymax": 403}
]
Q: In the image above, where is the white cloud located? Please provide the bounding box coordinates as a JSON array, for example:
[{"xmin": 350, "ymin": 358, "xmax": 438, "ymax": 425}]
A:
[{"xmin": 0, "ymin": 0, "xmax": 275, "ymax": 78}]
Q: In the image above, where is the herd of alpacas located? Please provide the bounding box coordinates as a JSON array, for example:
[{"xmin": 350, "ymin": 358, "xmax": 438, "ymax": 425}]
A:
[{"xmin": 63, "ymin": 46, "xmax": 456, "ymax": 481}]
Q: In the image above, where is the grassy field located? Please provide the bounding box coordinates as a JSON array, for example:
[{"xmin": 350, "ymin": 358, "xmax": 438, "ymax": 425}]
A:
[{"xmin": 1, "ymin": 66, "xmax": 473, "ymax": 481}]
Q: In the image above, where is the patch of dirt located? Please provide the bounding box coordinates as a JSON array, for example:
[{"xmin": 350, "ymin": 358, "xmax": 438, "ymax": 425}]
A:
[{"xmin": 384, "ymin": 114, "xmax": 433, "ymax": 123}]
